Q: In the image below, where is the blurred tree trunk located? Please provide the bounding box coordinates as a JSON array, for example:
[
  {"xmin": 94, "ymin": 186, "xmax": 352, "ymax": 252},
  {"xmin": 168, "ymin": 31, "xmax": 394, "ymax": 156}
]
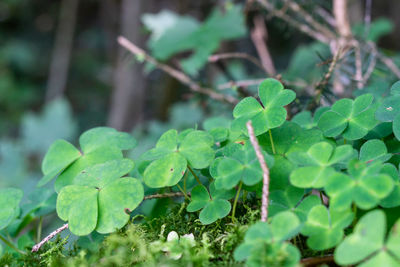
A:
[
  {"xmin": 107, "ymin": 0, "xmax": 147, "ymax": 131},
  {"xmin": 45, "ymin": 0, "xmax": 79, "ymax": 102}
]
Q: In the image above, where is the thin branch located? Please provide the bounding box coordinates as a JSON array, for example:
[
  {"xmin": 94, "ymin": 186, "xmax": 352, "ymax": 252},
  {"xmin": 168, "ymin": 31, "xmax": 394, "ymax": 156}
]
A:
[
  {"xmin": 333, "ymin": 0, "xmax": 352, "ymax": 39},
  {"xmin": 31, "ymin": 223, "xmax": 69, "ymax": 252},
  {"xmin": 300, "ymin": 255, "xmax": 334, "ymax": 266},
  {"xmin": 246, "ymin": 121, "xmax": 270, "ymax": 222},
  {"xmin": 315, "ymin": 7, "xmax": 336, "ymax": 27},
  {"xmin": 143, "ymin": 192, "xmax": 187, "ymax": 200},
  {"xmin": 364, "ymin": 0, "xmax": 372, "ymax": 38},
  {"xmin": 362, "ymin": 43, "xmax": 377, "ymax": 83},
  {"xmin": 208, "ymin": 52, "xmax": 264, "ymax": 70},
  {"xmin": 218, "ymin": 79, "xmax": 266, "ymax": 90},
  {"xmin": 117, "ymin": 36, "xmax": 238, "ymax": 104},
  {"xmin": 256, "ymin": 0, "xmax": 331, "ymax": 43},
  {"xmin": 376, "ymin": 50, "xmax": 400, "ymax": 79},
  {"xmin": 284, "ymin": 0, "xmax": 336, "ymax": 39},
  {"xmin": 250, "ymin": 15, "xmax": 277, "ymax": 76},
  {"xmin": 354, "ymin": 42, "xmax": 363, "ymax": 88},
  {"xmin": 316, "ymin": 45, "xmax": 343, "ymax": 90}
]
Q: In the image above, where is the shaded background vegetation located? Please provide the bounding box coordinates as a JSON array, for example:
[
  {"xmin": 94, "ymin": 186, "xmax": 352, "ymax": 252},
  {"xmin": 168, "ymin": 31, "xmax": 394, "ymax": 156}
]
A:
[{"xmin": 2, "ymin": 0, "xmax": 400, "ymax": 253}]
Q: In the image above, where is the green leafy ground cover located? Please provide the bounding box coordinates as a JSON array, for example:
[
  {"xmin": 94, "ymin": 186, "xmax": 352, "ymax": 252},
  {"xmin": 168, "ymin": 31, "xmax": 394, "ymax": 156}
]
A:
[{"xmin": 3, "ymin": 78, "xmax": 400, "ymax": 266}]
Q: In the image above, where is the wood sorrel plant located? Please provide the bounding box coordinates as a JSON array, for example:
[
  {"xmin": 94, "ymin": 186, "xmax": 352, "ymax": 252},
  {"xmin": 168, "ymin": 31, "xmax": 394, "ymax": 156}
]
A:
[{"xmin": 2, "ymin": 78, "xmax": 400, "ymax": 266}]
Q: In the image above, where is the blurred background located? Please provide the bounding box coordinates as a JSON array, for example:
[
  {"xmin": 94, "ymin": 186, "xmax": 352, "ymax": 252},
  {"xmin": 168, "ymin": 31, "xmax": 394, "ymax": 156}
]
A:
[{"xmin": 1, "ymin": 0, "xmax": 400, "ymax": 192}]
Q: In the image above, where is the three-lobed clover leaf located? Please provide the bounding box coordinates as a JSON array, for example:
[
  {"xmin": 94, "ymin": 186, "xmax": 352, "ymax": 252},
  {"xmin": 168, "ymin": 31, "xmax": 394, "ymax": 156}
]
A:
[
  {"xmin": 231, "ymin": 78, "xmax": 296, "ymax": 136},
  {"xmin": 325, "ymin": 159, "xmax": 394, "ymax": 211},
  {"xmin": 335, "ymin": 210, "xmax": 400, "ymax": 266},
  {"xmin": 203, "ymin": 116, "xmax": 231, "ymax": 143},
  {"xmin": 0, "ymin": 188, "xmax": 23, "ymax": 230},
  {"xmin": 317, "ymin": 93, "xmax": 378, "ymax": 140},
  {"xmin": 56, "ymin": 159, "xmax": 144, "ymax": 235},
  {"xmin": 38, "ymin": 127, "xmax": 137, "ymax": 192},
  {"xmin": 234, "ymin": 211, "xmax": 301, "ymax": 267},
  {"xmin": 142, "ymin": 129, "xmax": 215, "ymax": 188},
  {"xmin": 301, "ymin": 205, "xmax": 353, "ymax": 251},
  {"xmin": 269, "ymin": 186, "xmax": 320, "ymax": 222},
  {"xmin": 380, "ymin": 163, "xmax": 400, "ymax": 208},
  {"xmin": 259, "ymin": 121, "xmax": 325, "ymax": 190},
  {"xmin": 186, "ymin": 183, "xmax": 234, "ymax": 225},
  {"xmin": 288, "ymin": 142, "xmax": 354, "ymax": 188},
  {"xmin": 291, "ymin": 107, "xmax": 329, "ymax": 130},
  {"xmin": 359, "ymin": 139, "xmax": 392, "ymax": 163},
  {"xmin": 376, "ymin": 80, "xmax": 400, "ymax": 140},
  {"xmin": 210, "ymin": 141, "xmax": 274, "ymax": 190}
]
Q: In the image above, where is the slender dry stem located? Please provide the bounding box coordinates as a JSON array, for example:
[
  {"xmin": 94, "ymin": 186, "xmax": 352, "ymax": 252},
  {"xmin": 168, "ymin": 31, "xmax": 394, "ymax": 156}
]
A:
[
  {"xmin": 143, "ymin": 192, "xmax": 186, "ymax": 200},
  {"xmin": 209, "ymin": 52, "xmax": 264, "ymax": 70},
  {"xmin": 251, "ymin": 15, "xmax": 277, "ymax": 76},
  {"xmin": 117, "ymin": 36, "xmax": 238, "ymax": 104},
  {"xmin": 256, "ymin": 0, "xmax": 331, "ymax": 43},
  {"xmin": 284, "ymin": 0, "xmax": 336, "ymax": 39},
  {"xmin": 246, "ymin": 121, "xmax": 270, "ymax": 222},
  {"xmin": 31, "ymin": 223, "xmax": 69, "ymax": 252}
]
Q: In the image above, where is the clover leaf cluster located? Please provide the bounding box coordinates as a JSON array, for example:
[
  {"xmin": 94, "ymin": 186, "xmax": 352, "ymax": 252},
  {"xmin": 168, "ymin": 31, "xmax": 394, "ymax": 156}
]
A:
[{"xmin": 3, "ymin": 79, "xmax": 400, "ymax": 266}]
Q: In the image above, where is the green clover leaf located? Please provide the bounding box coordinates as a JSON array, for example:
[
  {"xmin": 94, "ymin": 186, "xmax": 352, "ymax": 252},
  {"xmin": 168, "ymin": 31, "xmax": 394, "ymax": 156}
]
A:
[
  {"xmin": 142, "ymin": 129, "xmax": 215, "ymax": 188},
  {"xmin": 325, "ymin": 160, "xmax": 394, "ymax": 211},
  {"xmin": 380, "ymin": 163, "xmax": 400, "ymax": 208},
  {"xmin": 79, "ymin": 127, "xmax": 137, "ymax": 153},
  {"xmin": 317, "ymin": 93, "xmax": 378, "ymax": 140},
  {"xmin": 359, "ymin": 139, "xmax": 392, "ymax": 163},
  {"xmin": 301, "ymin": 205, "xmax": 353, "ymax": 251},
  {"xmin": 234, "ymin": 211, "xmax": 301, "ymax": 266},
  {"xmin": 259, "ymin": 121, "xmax": 325, "ymax": 190},
  {"xmin": 38, "ymin": 140, "xmax": 82, "ymax": 187},
  {"xmin": 291, "ymin": 107, "xmax": 329, "ymax": 130},
  {"xmin": 288, "ymin": 142, "xmax": 354, "ymax": 188},
  {"xmin": 210, "ymin": 141, "xmax": 274, "ymax": 189},
  {"xmin": 203, "ymin": 116, "xmax": 230, "ymax": 143},
  {"xmin": 335, "ymin": 210, "xmax": 400, "ymax": 266},
  {"xmin": 38, "ymin": 127, "xmax": 136, "ymax": 189},
  {"xmin": 376, "ymin": 81, "xmax": 400, "ymax": 140},
  {"xmin": 56, "ymin": 159, "xmax": 144, "ymax": 235},
  {"xmin": 231, "ymin": 79, "xmax": 296, "ymax": 136},
  {"xmin": 269, "ymin": 186, "xmax": 321, "ymax": 221},
  {"xmin": 54, "ymin": 146, "xmax": 123, "ymax": 192},
  {"xmin": 186, "ymin": 183, "xmax": 234, "ymax": 225},
  {"xmin": 0, "ymin": 188, "xmax": 23, "ymax": 230}
]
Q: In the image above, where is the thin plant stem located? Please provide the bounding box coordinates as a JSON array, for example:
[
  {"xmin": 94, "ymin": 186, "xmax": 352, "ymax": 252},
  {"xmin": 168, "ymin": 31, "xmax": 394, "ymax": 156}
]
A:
[
  {"xmin": 183, "ymin": 171, "xmax": 187, "ymax": 196},
  {"xmin": 188, "ymin": 165, "xmax": 202, "ymax": 186},
  {"xmin": 37, "ymin": 216, "xmax": 43, "ymax": 243},
  {"xmin": 231, "ymin": 181, "xmax": 243, "ymax": 223},
  {"xmin": 0, "ymin": 234, "xmax": 26, "ymax": 255},
  {"xmin": 175, "ymin": 184, "xmax": 190, "ymax": 201},
  {"xmin": 143, "ymin": 192, "xmax": 187, "ymax": 200},
  {"xmin": 32, "ymin": 223, "xmax": 69, "ymax": 252},
  {"xmin": 247, "ymin": 121, "xmax": 271, "ymax": 222},
  {"xmin": 268, "ymin": 129, "xmax": 276, "ymax": 154}
]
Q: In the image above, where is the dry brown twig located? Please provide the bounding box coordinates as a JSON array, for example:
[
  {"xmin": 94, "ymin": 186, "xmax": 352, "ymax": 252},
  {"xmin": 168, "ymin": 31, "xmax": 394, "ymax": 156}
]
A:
[
  {"xmin": 354, "ymin": 42, "xmax": 363, "ymax": 88},
  {"xmin": 31, "ymin": 223, "xmax": 69, "ymax": 252},
  {"xmin": 208, "ymin": 52, "xmax": 264, "ymax": 70},
  {"xmin": 250, "ymin": 15, "xmax": 277, "ymax": 76},
  {"xmin": 284, "ymin": 0, "xmax": 336, "ymax": 39},
  {"xmin": 255, "ymin": 0, "xmax": 332, "ymax": 43},
  {"xmin": 246, "ymin": 121, "xmax": 270, "ymax": 222},
  {"xmin": 143, "ymin": 192, "xmax": 186, "ymax": 200},
  {"xmin": 117, "ymin": 36, "xmax": 238, "ymax": 104}
]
